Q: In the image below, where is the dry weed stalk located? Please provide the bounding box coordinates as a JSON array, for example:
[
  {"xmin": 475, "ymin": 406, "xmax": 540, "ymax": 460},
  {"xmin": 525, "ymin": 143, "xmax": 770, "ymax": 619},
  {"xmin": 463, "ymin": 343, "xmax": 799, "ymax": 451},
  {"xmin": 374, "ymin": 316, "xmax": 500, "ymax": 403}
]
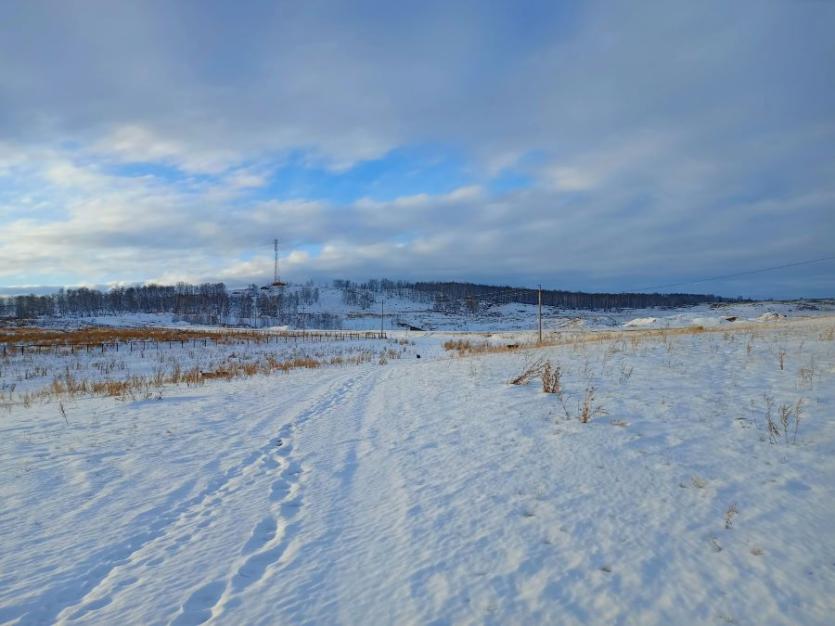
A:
[
  {"xmin": 541, "ymin": 361, "xmax": 561, "ymax": 394},
  {"xmin": 724, "ymin": 503, "xmax": 738, "ymax": 529},
  {"xmin": 510, "ymin": 357, "xmax": 546, "ymax": 385},
  {"xmin": 579, "ymin": 384, "xmax": 605, "ymax": 423},
  {"xmin": 764, "ymin": 395, "xmax": 803, "ymax": 444},
  {"xmin": 618, "ymin": 363, "xmax": 634, "ymax": 384}
]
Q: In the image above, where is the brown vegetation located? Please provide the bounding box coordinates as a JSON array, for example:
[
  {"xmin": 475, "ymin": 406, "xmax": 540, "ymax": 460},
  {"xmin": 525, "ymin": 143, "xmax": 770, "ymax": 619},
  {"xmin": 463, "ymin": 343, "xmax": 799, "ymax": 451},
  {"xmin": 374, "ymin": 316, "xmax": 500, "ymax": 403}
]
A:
[{"xmin": 0, "ymin": 326, "xmax": 384, "ymax": 347}]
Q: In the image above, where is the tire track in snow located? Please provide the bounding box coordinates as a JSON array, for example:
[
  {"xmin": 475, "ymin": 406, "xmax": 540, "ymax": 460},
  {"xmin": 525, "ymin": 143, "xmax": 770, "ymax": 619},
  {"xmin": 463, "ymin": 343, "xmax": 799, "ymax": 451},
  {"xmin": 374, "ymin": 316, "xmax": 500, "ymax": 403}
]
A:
[
  {"xmin": 173, "ymin": 370, "xmax": 372, "ymax": 625},
  {"xmin": 42, "ymin": 371, "xmax": 364, "ymax": 626},
  {"xmin": 254, "ymin": 364, "xmax": 432, "ymax": 624}
]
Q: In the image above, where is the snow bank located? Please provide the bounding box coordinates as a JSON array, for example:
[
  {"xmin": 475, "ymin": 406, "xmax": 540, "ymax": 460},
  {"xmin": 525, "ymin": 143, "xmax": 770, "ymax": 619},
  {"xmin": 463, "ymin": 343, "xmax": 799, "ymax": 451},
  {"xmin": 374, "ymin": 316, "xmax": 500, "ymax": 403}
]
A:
[
  {"xmin": 690, "ymin": 316, "xmax": 729, "ymax": 327},
  {"xmin": 757, "ymin": 312, "xmax": 786, "ymax": 322},
  {"xmin": 624, "ymin": 317, "xmax": 659, "ymax": 328}
]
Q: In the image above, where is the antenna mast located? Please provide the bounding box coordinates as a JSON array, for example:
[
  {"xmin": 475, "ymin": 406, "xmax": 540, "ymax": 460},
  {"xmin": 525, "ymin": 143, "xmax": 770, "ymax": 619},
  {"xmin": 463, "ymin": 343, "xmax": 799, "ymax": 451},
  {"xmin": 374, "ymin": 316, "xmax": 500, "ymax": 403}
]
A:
[
  {"xmin": 269, "ymin": 239, "xmax": 287, "ymax": 288},
  {"xmin": 274, "ymin": 239, "xmax": 279, "ymax": 284}
]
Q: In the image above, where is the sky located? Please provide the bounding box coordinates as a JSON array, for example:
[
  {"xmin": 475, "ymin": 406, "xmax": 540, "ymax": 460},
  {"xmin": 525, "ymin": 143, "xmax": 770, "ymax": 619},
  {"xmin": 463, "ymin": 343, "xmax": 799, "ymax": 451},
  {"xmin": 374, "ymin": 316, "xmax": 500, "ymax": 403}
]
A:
[{"xmin": 1, "ymin": 0, "xmax": 834, "ymax": 299}]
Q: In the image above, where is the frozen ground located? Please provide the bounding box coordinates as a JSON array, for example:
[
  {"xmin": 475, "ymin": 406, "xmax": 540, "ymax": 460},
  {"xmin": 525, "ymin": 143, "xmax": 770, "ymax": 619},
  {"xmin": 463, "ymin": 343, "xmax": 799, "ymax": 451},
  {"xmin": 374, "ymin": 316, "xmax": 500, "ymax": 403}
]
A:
[{"xmin": 1, "ymin": 316, "xmax": 834, "ymax": 624}]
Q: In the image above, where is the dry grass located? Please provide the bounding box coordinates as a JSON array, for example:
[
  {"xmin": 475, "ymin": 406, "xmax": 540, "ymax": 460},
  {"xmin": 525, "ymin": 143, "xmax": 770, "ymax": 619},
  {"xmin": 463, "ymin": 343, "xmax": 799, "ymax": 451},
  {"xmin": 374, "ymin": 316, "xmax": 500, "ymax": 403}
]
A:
[
  {"xmin": 445, "ymin": 324, "xmax": 720, "ymax": 359},
  {"xmin": 0, "ymin": 325, "xmax": 383, "ymax": 347},
  {"xmin": 14, "ymin": 355, "xmax": 325, "ymax": 404},
  {"xmin": 0, "ymin": 326, "xmax": 229, "ymax": 346},
  {"xmin": 445, "ymin": 318, "xmax": 835, "ymax": 361},
  {"xmin": 4, "ymin": 345, "xmax": 396, "ymax": 408}
]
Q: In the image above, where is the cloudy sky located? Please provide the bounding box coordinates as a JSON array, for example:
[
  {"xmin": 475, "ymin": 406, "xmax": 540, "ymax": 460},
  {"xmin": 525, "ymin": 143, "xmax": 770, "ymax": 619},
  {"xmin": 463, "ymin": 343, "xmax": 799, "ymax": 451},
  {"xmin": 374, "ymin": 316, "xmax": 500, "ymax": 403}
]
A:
[{"xmin": 1, "ymin": 0, "xmax": 833, "ymax": 298}]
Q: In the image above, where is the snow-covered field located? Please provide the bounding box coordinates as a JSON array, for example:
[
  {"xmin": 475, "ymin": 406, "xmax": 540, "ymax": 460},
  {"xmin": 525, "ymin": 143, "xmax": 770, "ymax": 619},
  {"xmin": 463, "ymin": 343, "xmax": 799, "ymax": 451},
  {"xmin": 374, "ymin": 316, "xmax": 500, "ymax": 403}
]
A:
[
  {"xmin": 2, "ymin": 315, "xmax": 834, "ymax": 624},
  {"xmin": 0, "ymin": 331, "xmax": 403, "ymax": 406}
]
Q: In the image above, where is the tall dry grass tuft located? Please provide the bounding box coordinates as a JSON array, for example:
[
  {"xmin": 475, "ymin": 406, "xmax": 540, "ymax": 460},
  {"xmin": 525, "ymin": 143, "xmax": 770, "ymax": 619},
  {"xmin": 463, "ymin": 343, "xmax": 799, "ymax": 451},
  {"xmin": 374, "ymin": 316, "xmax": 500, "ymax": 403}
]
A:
[
  {"xmin": 579, "ymin": 384, "xmax": 605, "ymax": 423},
  {"xmin": 764, "ymin": 395, "xmax": 803, "ymax": 444}
]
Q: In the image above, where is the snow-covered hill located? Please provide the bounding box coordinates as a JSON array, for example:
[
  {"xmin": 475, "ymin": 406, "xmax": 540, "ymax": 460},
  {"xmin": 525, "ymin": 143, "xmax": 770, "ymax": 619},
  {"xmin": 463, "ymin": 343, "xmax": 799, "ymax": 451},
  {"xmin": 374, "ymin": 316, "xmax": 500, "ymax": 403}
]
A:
[{"xmin": 278, "ymin": 285, "xmax": 835, "ymax": 332}]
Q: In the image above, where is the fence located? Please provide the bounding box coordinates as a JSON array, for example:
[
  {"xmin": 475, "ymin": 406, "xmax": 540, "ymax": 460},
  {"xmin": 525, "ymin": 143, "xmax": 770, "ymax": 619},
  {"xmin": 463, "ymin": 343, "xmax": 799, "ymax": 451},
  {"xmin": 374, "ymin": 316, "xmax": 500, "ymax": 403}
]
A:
[{"xmin": 1, "ymin": 330, "xmax": 387, "ymax": 357}]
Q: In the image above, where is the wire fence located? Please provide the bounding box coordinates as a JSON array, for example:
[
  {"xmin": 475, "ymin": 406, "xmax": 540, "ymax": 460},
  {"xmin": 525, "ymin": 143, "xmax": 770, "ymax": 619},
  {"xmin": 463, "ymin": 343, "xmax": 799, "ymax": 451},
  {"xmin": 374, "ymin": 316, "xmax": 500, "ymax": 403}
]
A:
[{"xmin": 1, "ymin": 329, "xmax": 388, "ymax": 357}]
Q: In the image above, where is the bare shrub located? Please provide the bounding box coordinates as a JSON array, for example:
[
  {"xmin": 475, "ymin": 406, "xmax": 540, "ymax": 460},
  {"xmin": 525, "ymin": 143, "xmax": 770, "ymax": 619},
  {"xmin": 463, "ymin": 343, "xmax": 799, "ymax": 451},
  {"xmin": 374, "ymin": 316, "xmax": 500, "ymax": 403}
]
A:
[{"xmin": 541, "ymin": 361, "xmax": 561, "ymax": 394}]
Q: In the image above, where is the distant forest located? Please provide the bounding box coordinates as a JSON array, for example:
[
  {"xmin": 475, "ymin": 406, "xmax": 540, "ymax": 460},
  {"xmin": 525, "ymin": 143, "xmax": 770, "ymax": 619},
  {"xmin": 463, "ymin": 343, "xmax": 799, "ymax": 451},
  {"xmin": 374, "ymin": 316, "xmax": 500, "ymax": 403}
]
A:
[
  {"xmin": 0, "ymin": 283, "xmax": 332, "ymax": 328},
  {"xmin": 338, "ymin": 279, "xmax": 738, "ymax": 312},
  {"xmin": 0, "ymin": 279, "xmax": 737, "ymax": 324}
]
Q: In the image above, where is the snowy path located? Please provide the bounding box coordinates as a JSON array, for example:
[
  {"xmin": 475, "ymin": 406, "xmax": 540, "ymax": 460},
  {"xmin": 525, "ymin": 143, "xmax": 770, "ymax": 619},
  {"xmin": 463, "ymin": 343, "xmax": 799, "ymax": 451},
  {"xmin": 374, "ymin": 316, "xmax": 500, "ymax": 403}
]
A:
[{"xmin": 2, "ymin": 320, "xmax": 835, "ymax": 624}]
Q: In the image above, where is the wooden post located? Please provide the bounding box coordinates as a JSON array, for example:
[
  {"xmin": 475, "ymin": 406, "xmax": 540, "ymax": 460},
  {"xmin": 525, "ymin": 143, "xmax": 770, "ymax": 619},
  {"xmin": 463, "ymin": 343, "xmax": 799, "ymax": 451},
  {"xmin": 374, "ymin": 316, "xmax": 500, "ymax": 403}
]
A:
[{"xmin": 538, "ymin": 284, "xmax": 543, "ymax": 344}]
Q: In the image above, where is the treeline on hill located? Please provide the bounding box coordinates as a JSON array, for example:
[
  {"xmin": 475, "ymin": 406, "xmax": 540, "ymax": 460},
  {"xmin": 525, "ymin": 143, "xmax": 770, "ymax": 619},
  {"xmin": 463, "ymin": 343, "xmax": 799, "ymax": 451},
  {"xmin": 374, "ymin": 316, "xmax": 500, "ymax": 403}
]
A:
[
  {"xmin": 335, "ymin": 279, "xmax": 739, "ymax": 311},
  {"xmin": 0, "ymin": 283, "xmax": 334, "ymax": 328},
  {"xmin": 0, "ymin": 279, "xmax": 739, "ymax": 326}
]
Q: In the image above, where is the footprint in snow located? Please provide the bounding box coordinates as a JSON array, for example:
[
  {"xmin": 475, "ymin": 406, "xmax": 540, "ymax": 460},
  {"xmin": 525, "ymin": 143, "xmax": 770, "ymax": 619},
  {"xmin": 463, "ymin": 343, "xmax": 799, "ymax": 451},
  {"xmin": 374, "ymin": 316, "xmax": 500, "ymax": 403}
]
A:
[{"xmin": 171, "ymin": 580, "xmax": 225, "ymax": 626}]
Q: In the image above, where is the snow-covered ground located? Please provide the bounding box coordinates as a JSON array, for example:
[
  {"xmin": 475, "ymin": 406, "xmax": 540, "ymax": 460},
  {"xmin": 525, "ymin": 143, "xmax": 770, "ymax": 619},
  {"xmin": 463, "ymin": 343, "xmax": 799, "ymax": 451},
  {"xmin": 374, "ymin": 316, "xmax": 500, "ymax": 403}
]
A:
[{"xmin": 2, "ymin": 315, "xmax": 834, "ymax": 624}]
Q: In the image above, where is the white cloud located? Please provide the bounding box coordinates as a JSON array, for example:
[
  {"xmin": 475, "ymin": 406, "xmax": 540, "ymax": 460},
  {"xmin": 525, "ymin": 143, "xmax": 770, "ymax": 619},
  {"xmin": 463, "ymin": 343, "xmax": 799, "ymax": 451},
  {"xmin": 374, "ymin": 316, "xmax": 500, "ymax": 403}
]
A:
[
  {"xmin": 546, "ymin": 166, "xmax": 597, "ymax": 192},
  {"xmin": 95, "ymin": 125, "xmax": 240, "ymax": 174},
  {"xmin": 1, "ymin": 1, "xmax": 834, "ymax": 297}
]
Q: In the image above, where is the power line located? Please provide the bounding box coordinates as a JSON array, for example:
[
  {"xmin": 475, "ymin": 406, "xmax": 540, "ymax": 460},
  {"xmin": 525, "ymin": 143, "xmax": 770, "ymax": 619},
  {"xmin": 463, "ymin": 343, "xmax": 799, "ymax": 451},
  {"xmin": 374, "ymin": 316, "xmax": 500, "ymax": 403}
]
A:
[{"xmin": 636, "ymin": 254, "xmax": 835, "ymax": 293}]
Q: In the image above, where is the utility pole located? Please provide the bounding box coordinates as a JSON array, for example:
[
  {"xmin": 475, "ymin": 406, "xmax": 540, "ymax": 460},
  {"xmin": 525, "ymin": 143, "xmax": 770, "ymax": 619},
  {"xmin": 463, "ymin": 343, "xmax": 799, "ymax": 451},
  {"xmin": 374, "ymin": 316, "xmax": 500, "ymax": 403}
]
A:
[
  {"xmin": 380, "ymin": 297, "xmax": 385, "ymax": 337},
  {"xmin": 538, "ymin": 284, "xmax": 543, "ymax": 344}
]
